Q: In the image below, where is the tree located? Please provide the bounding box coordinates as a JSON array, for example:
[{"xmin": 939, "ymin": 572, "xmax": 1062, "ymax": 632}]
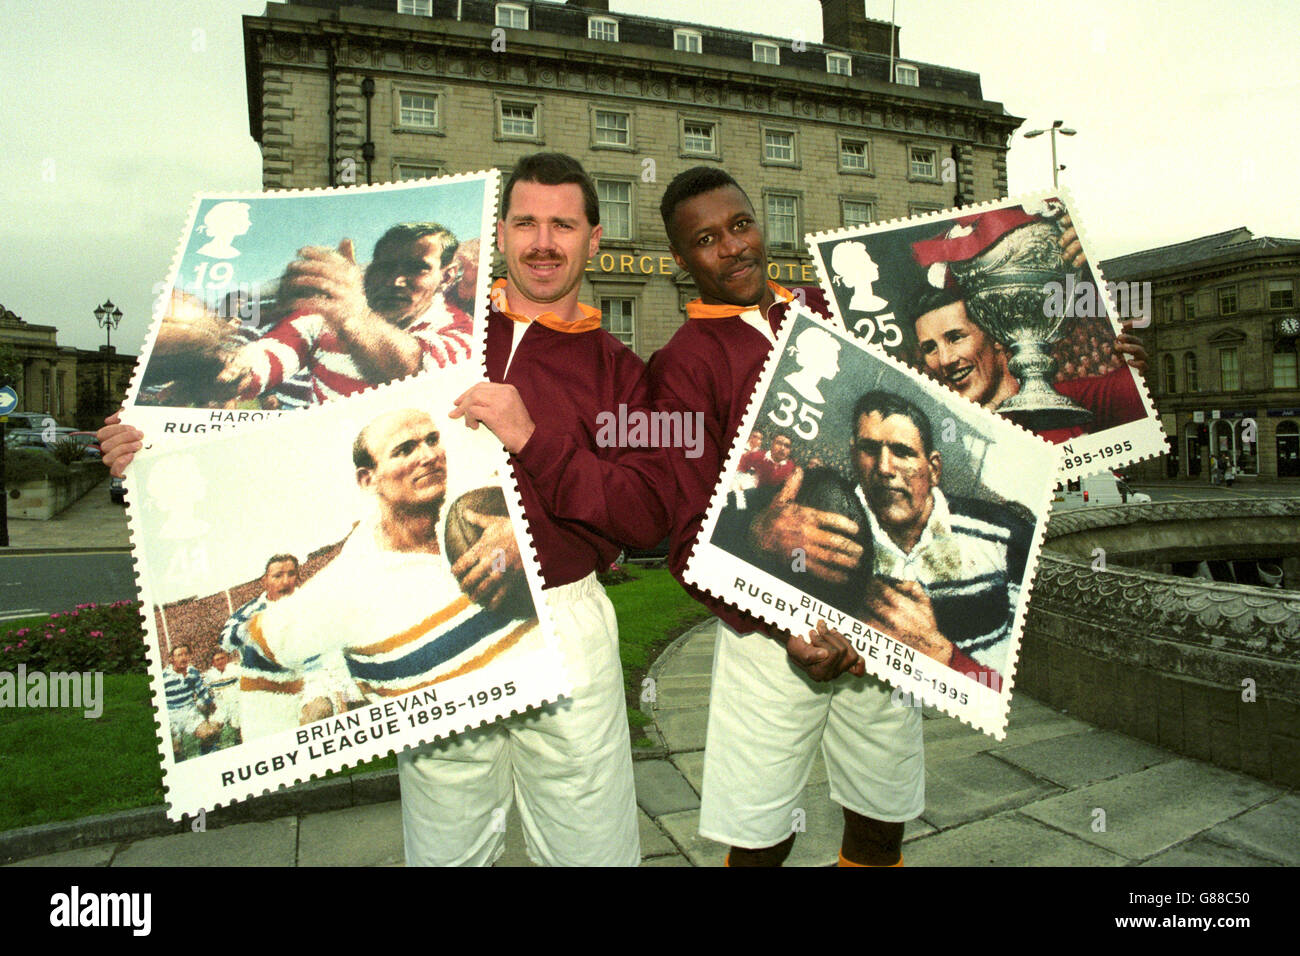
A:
[{"xmin": 0, "ymin": 342, "xmax": 19, "ymax": 390}]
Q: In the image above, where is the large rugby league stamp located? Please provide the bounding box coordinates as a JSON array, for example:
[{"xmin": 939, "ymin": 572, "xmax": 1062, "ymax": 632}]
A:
[
  {"xmin": 807, "ymin": 190, "xmax": 1167, "ymax": 483},
  {"xmin": 684, "ymin": 303, "xmax": 1059, "ymax": 737},
  {"xmin": 121, "ymin": 171, "xmax": 497, "ymax": 442},
  {"xmin": 125, "ymin": 367, "xmax": 565, "ymax": 820}
]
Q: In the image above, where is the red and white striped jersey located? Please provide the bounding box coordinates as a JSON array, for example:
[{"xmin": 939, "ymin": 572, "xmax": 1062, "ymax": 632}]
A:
[{"xmin": 233, "ymin": 297, "xmax": 473, "ymax": 404}]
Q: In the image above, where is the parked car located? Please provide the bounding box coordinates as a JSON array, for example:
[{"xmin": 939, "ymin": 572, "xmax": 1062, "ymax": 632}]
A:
[
  {"xmin": 110, "ymin": 475, "xmax": 126, "ymax": 504},
  {"xmin": 65, "ymin": 431, "xmax": 103, "ymax": 460},
  {"xmin": 4, "ymin": 412, "xmax": 58, "ymax": 432},
  {"xmin": 1052, "ymin": 473, "xmax": 1152, "ymax": 510},
  {"xmin": 4, "ymin": 428, "xmax": 50, "ymax": 450}
]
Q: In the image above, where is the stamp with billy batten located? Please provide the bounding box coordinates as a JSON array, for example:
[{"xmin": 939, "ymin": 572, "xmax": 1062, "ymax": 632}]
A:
[{"xmin": 684, "ymin": 302, "xmax": 1059, "ymax": 737}]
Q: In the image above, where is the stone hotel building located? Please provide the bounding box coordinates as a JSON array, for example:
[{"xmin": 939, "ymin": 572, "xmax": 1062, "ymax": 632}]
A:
[{"xmin": 242, "ymin": 0, "xmax": 1021, "ymax": 357}]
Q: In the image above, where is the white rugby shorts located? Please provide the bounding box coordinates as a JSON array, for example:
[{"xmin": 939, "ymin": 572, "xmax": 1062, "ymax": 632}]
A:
[
  {"xmin": 398, "ymin": 572, "xmax": 638, "ymax": 866},
  {"xmin": 699, "ymin": 619, "xmax": 924, "ymax": 850}
]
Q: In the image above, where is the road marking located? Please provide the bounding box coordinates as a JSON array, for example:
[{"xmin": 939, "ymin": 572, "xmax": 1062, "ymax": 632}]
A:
[{"xmin": 0, "ymin": 609, "xmax": 44, "ymax": 622}]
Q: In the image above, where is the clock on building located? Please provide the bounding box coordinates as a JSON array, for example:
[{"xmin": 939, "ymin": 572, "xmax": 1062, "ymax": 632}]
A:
[{"xmin": 1279, "ymin": 315, "xmax": 1300, "ymax": 338}]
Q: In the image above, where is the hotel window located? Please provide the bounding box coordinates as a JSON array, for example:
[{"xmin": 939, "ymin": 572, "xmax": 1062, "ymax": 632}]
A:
[
  {"xmin": 826, "ymin": 53, "xmax": 852, "ymax": 76},
  {"xmin": 601, "ymin": 297, "xmax": 635, "ymax": 349},
  {"xmin": 674, "ymin": 29, "xmax": 701, "ymax": 53},
  {"xmin": 498, "ymin": 101, "xmax": 538, "ymax": 139},
  {"xmin": 765, "ymin": 193, "xmax": 799, "ymax": 250},
  {"xmin": 1220, "ymin": 348, "xmax": 1240, "ymax": 391},
  {"xmin": 1161, "ymin": 354, "xmax": 1176, "ymax": 393},
  {"xmin": 909, "ymin": 146, "xmax": 938, "ymax": 180},
  {"xmin": 894, "ymin": 62, "xmax": 919, "ymax": 85},
  {"xmin": 1219, "ymin": 285, "xmax": 1238, "ymax": 315},
  {"xmin": 1270, "ymin": 279, "xmax": 1295, "ymax": 309},
  {"xmin": 398, "ymin": 91, "xmax": 439, "ymax": 130},
  {"xmin": 592, "ymin": 109, "xmax": 630, "ymax": 148},
  {"xmin": 597, "ymin": 180, "xmax": 632, "ymax": 240},
  {"xmin": 909, "ymin": 203, "xmax": 946, "ymax": 219},
  {"xmin": 681, "ymin": 119, "xmax": 718, "ymax": 157},
  {"xmin": 495, "ymin": 3, "xmax": 527, "ymax": 29},
  {"xmin": 394, "ymin": 162, "xmax": 444, "ymax": 181},
  {"xmin": 1275, "ymin": 351, "xmax": 1298, "ymax": 388},
  {"xmin": 762, "ymin": 128, "xmax": 797, "ymax": 166},
  {"xmin": 1184, "ymin": 292, "xmax": 1197, "ymax": 320},
  {"xmin": 397, "ymin": 0, "xmax": 431, "ymax": 15},
  {"xmin": 753, "ymin": 41, "xmax": 780, "ymax": 65},
  {"xmin": 588, "ymin": 16, "xmax": 618, "ymax": 42},
  {"xmin": 1184, "ymin": 352, "xmax": 1198, "ymax": 392},
  {"xmin": 838, "ymin": 138, "xmax": 871, "ymax": 173},
  {"xmin": 841, "ymin": 199, "xmax": 875, "ymax": 228}
]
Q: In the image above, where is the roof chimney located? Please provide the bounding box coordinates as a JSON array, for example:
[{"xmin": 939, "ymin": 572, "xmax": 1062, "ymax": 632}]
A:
[{"xmin": 819, "ymin": 0, "xmax": 898, "ymax": 55}]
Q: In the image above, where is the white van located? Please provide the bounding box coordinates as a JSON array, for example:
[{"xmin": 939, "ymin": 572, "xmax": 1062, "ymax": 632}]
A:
[{"xmin": 1052, "ymin": 474, "xmax": 1152, "ymax": 510}]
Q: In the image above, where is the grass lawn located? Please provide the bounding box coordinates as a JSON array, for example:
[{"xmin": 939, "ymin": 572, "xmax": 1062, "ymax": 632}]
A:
[{"xmin": 0, "ymin": 567, "xmax": 707, "ymax": 831}]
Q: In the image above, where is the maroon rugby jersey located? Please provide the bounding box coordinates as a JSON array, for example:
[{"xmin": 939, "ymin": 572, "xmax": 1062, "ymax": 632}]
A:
[
  {"xmin": 488, "ymin": 295, "xmax": 672, "ymax": 589},
  {"xmin": 648, "ymin": 284, "xmax": 829, "ymax": 635}
]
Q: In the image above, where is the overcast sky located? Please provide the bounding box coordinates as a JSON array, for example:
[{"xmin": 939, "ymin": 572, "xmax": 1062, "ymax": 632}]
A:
[{"xmin": 2, "ymin": 0, "xmax": 1297, "ymax": 355}]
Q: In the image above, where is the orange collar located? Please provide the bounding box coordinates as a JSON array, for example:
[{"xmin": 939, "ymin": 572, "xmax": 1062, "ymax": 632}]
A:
[
  {"xmin": 490, "ymin": 278, "xmax": 602, "ymax": 334},
  {"xmin": 685, "ymin": 280, "xmax": 794, "ymax": 320}
]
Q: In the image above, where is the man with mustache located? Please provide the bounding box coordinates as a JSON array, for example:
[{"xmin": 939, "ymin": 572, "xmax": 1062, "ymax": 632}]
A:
[
  {"xmin": 218, "ymin": 221, "xmax": 474, "ymax": 404},
  {"xmin": 100, "ymin": 153, "xmax": 670, "ymax": 867},
  {"xmin": 649, "ymin": 166, "xmax": 928, "ymax": 870},
  {"xmin": 395, "ymin": 152, "xmax": 672, "ymax": 867}
]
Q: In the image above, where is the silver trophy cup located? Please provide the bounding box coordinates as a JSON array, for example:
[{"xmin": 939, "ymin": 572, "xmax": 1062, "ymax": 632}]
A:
[{"xmin": 949, "ymin": 218, "xmax": 1093, "ymax": 431}]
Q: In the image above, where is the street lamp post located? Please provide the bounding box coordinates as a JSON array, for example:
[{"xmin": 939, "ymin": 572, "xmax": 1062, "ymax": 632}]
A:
[
  {"xmin": 1023, "ymin": 120, "xmax": 1076, "ymax": 187},
  {"xmin": 93, "ymin": 300, "xmax": 122, "ymax": 416}
]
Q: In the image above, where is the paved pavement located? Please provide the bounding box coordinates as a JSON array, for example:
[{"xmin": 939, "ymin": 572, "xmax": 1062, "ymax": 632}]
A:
[
  {"xmin": 2, "ymin": 473, "xmax": 129, "ymax": 552},
  {"xmin": 1132, "ymin": 479, "xmax": 1300, "ymax": 502},
  {"xmin": 6, "ymin": 621, "xmax": 1295, "ymax": 867}
]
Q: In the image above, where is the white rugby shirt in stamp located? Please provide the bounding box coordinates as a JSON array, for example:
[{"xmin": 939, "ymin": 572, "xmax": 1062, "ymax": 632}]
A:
[
  {"xmin": 856, "ymin": 485, "xmax": 1027, "ymax": 674},
  {"xmin": 247, "ymin": 516, "xmax": 537, "ymax": 700}
]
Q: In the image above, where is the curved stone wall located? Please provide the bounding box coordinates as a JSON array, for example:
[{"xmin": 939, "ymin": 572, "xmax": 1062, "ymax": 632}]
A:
[{"xmin": 1019, "ymin": 498, "xmax": 1300, "ymax": 787}]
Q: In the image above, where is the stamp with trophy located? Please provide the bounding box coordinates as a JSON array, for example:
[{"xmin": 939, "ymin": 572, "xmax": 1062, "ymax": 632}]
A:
[{"xmin": 807, "ymin": 190, "xmax": 1167, "ymax": 482}]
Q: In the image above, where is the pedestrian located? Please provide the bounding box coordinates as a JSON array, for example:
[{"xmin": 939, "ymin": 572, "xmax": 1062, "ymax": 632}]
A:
[
  {"xmin": 1225, "ymin": 462, "xmax": 1236, "ymax": 488},
  {"xmin": 1210, "ymin": 454, "xmax": 1219, "ymax": 485}
]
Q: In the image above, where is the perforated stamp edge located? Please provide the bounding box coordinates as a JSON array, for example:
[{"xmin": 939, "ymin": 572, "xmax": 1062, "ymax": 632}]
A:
[
  {"xmin": 123, "ymin": 363, "xmax": 567, "ymax": 822},
  {"xmin": 805, "ymin": 187, "xmax": 1168, "ymax": 484},
  {"xmin": 681, "ymin": 301, "xmax": 1059, "ymax": 739}
]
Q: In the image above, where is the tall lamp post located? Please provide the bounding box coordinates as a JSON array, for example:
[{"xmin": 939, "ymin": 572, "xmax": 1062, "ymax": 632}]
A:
[
  {"xmin": 94, "ymin": 300, "xmax": 122, "ymax": 416},
  {"xmin": 1023, "ymin": 120, "xmax": 1076, "ymax": 187}
]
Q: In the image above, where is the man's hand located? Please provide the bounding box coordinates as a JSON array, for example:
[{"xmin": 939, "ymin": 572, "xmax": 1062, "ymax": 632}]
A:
[
  {"xmin": 1115, "ymin": 319, "xmax": 1148, "ymax": 375},
  {"xmin": 450, "ymin": 509, "xmax": 526, "ymax": 612},
  {"xmin": 783, "ymin": 620, "xmax": 865, "ymax": 682},
  {"xmin": 97, "ymin": 412, "xmax": 145, "ymax": 478},
  {"xmin": 864, "ymin": 578, "xmax": 953, "ymax": 665},
  {"xmin": 750, "ymin": 497, "xmax": 862, "ymax": 583},
  {"xmin": 280, "ymin": 239, "xmax": 371, "ymax": 333},
  {"xmin": 1058, "ymin": 213, "xmax": 1085, "ymax": 269},
  {"xmin": 449, "ymin": 382, "xmax": 536, "ymax": 455}
]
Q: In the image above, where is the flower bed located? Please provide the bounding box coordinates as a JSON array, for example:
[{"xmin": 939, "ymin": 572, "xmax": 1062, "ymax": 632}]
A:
[{"xmin": 0, "ymin": 601, "xmax": 148, "ymax": 674}]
